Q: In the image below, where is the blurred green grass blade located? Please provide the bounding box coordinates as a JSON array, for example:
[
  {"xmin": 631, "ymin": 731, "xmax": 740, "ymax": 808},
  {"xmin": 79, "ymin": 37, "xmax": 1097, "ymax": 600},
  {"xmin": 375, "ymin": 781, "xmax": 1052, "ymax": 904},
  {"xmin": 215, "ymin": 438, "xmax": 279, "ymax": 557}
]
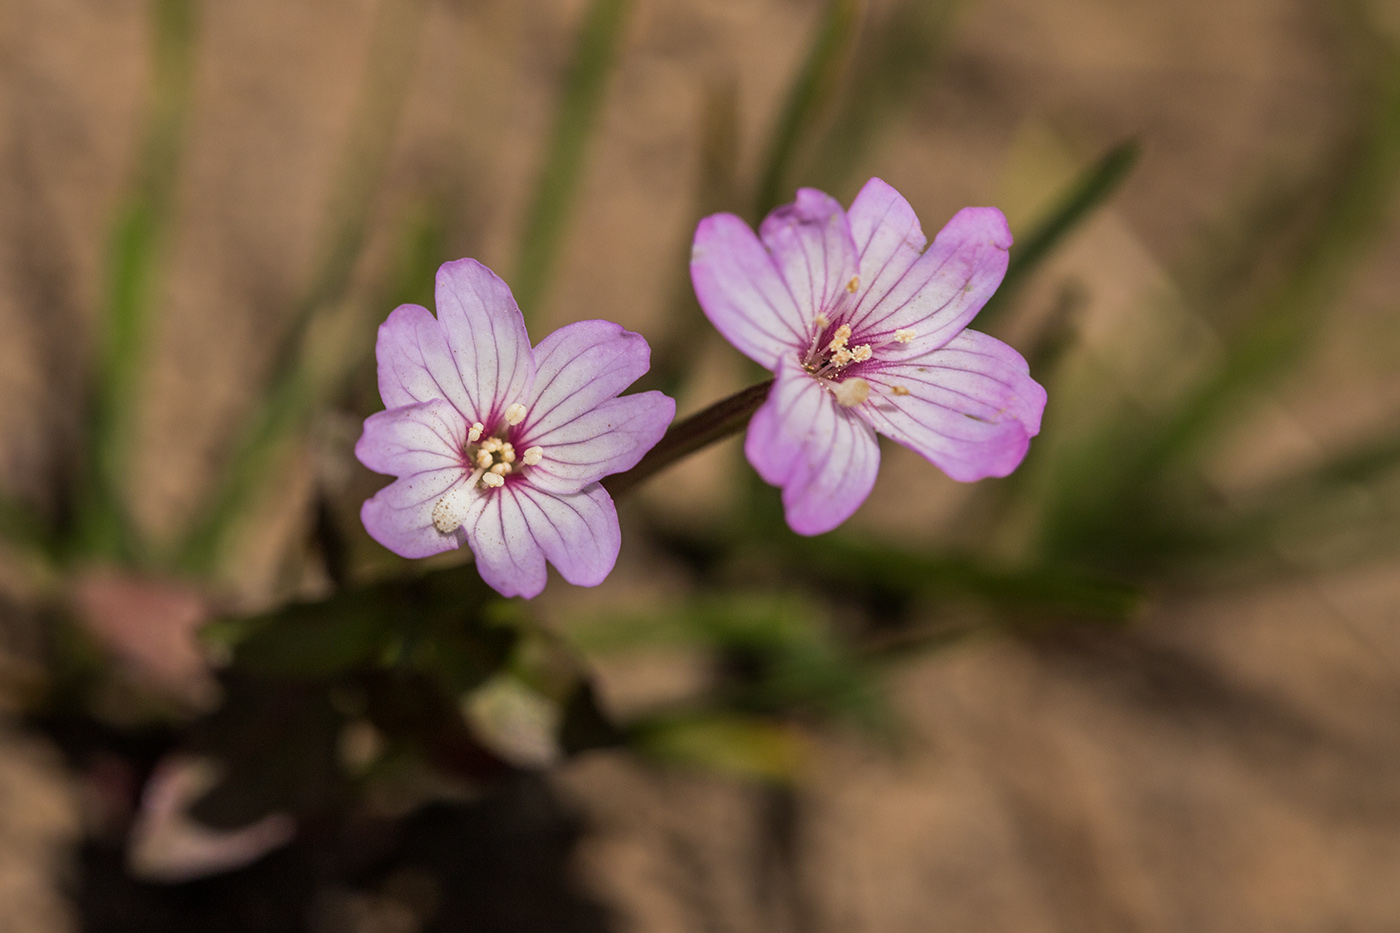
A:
[
  {"xmin": 806, "ymin": 0, "xmax": 962, "ymax": 192},
  {"xmin": 754, "ymin": 0, "xmax": 865, "ymax": 219},
  {"xmin": 630, "ymin": 712, "xmax": 808, "ymax": 783},
  {"xmin": 977, "ymin": 140, "xmax": 1139, "ymax": 330},
  {"xmin": 511, "ymin": 0, "xmax": 634, "ymax": 318},
  {"xmin": 76, "ymin": 0, "xmax": 198, "ymax": 562},
  {"xmin": 174, "ymin": 0, "xmax": 428, "ymax": 575}
]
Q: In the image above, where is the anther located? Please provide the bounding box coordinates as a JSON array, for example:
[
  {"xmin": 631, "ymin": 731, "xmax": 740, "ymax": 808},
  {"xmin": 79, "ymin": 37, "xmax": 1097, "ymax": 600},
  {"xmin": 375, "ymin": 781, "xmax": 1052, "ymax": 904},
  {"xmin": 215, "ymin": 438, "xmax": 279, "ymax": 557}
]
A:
[
  {"xmin": 846, "ymin": 275, "xmax": 860, "ymax": 294},
  {"xmin": 891, "ymin": 385, "xmax": 911, "ymax": 397},
  {"xmin": 468, "ymin": 422, "xmax": 484, "ymax": 443},
  {"xmin": 814, "ymin": 313, "xmax": 829, "ymax": 328},
  {"xmin": 522, "ymin": 446, "xmax": 544, "ymax": 466},
  {"xmin": 832, "ymin": 378, "xmax": 871, "ymax": 408},
  {"xmin": 475, "ymin": 450, "xmax": 494, "ymax": 469},
  {"xmin": 505, "ymin": 403, "xmax": 527, "ymax": 426},
  {"xmin": 490, "ymin": 463, "xmax": 510, "ymax": 476},
  {"xmin": 480, "ymin": 472, "xmax": 505, "ymax": 488},
  {"xmin": 827, "ymin": 324, "xmax": 852, "ymax": 352},
  {"xmin": 850, "ymin": 345, "xmax": 872, "ymax": 363},
  {"xmin": 895, "ymin": 329, "xmax": 915, "ymax": 344}
]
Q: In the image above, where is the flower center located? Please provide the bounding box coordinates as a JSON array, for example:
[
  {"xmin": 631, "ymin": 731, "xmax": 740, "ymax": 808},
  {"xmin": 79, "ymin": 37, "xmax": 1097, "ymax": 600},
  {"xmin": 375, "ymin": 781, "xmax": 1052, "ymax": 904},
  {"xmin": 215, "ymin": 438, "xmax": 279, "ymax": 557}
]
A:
[
  {"xmin": 800, "ymin": 316, "xmax": 917, "ymax": 408},
  {"xmin": 431, "ymin": 415, "xmax": 546, "ymax": 534}
]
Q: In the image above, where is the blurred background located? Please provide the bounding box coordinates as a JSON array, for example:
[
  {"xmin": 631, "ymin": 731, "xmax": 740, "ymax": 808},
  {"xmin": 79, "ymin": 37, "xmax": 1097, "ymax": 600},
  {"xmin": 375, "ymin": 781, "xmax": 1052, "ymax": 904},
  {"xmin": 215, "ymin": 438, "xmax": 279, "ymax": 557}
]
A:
[{"xmin": 2, "ymin": 0, "xmax": 1400, "ymax": 930}]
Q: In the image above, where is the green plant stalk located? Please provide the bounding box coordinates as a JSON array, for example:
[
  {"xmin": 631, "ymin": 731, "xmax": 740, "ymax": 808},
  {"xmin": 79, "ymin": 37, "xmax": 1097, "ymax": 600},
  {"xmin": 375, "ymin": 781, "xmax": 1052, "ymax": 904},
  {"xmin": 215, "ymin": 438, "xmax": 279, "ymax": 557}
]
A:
[
  {"xmin": 754, "ymin": 0, "xmax": 865, "ymax": 219},
  {"xmin": 174, "ymin": 0, "xmax": 428, "ymax": 575},
  {"xmin": 512, "ymin": 0, "xmax": 634, "ymax": 318},
  {"xmin": 976, "ymin": 140, "xmax": 1139, "ymax": 330},
  {"xmin": 76, "ymin": 0, "xmax": 198, "ymax": 562}
]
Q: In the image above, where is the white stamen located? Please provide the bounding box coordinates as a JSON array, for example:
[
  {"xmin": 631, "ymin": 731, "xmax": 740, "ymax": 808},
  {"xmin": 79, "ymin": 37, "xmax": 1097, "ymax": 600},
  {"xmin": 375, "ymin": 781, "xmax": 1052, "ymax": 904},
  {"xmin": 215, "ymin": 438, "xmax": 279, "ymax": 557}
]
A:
[
  {"xmin": 850, "ymin": 345, "xmax": 872, "ymax": 362},
  {"xmin": 895, "ymin": 328, "xmax": 915, "ymax": 344},
  {"xmin": 481, "ymin": 472, "xmax": 505, "ymax": 488},
  {"xmin": 814, "ymin": 313, "xmax": 829, "ymax": 328},
  {"xmin": 475, "ymin": 449, "xmax": 493, "ymax": 469},
  {"xmin": 830, "ymin": 347, "xmax": 853, "ymax": 367},
  {"xmin": 827, "ymin": 324, "xmax": 852, "ymax": 352},
  {"xmin": 500, "ymin": 444, "xmax": 516, "ymax": 464},
  {"xmin": 522, "ymin": 446, "xmax": 544, "ymax": 466},
  {"xmin": 490, "ymin": 462, "xmax": 510, "ymax": 476},
  {"xmin": 832, "ymin": 378, "xmax": 871, "ymax": 408},
  {"xmin": 432, "ymin": 483, "xmax": 477, "ymax": 534},
  {"xmin": 468, "ymin": 422, "xmax": 484, "ymax": 443},
  {"xmin": 505, "ymin": 403, "xmax": 527, "ymax": 426}
]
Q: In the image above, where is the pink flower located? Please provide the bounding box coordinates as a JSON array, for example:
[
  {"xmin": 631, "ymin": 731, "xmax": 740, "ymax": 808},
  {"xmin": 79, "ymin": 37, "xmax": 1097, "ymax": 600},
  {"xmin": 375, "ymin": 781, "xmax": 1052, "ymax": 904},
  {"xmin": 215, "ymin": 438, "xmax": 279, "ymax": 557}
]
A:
[
  {"xmin": 356, "ymin": 259, "xmax": 675, "ymax": 598},
  {"xmin": 690, "ymin": 178, "xmax": 1046, "ymax": 535}
]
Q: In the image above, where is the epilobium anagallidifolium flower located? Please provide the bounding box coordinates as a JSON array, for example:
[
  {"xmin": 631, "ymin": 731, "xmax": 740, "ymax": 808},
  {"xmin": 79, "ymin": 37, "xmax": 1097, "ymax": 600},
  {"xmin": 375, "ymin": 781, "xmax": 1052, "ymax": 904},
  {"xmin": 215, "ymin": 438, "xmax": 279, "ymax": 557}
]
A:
[
  {"xmin": 356, "ymin": 259, "xmax": 675, "ymax": 598},
  {"xmin": 690, "ymin": 178, "xmax": 1046, "ymax": 535}
]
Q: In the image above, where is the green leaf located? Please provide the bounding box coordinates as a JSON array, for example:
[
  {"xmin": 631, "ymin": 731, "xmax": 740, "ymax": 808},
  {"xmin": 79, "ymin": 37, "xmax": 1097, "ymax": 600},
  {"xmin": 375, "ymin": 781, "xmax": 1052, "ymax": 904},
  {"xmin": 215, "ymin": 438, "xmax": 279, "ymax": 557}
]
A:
[
  {"xmin": 512, "ymin": 0, "xmax": 634, "ymax": 319},
  {"xmin": 754, "ymin": 0, "xmax": 866, "ymax": 218},
  {"xmin": 631, "ymin": 713, "xmax": 808, "ymax": 783}
]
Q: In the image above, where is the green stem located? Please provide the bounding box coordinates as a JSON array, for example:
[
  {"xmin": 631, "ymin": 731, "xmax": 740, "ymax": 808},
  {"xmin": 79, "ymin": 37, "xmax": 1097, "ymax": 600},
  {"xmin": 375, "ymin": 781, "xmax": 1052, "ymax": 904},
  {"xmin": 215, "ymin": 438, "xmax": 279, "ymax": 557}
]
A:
[{"xmin": 603, "ymin": 380, "xmax": 772, "ymax": 499}]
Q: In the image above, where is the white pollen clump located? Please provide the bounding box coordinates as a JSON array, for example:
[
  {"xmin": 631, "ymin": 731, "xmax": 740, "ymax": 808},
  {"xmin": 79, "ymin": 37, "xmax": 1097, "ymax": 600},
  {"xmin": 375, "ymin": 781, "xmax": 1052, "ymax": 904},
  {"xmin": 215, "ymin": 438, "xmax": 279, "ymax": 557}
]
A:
[
  {"xmin": 827, "ymin": 324, "xmax": 852, "ymax": 352},
  {"xmin": 832, "ymin": 378, "xmax": 871, "ymax": 408},
  {"xmin": 846, "ymin": 275, "xmax": 860, "ymax": 293},
  {"xmin": 830, "ymin": 347, "xmax": 853, "ymax": 366},
  {"xmin": 481, "ymin": 472, "xmax": 505, "ymax": 488},
  {"xmin": 891, "ymin": 385, "xmax": 911, "ymax": 397},
  {"xmin": 475, "ymin": 449, "xmax": 494, "ymax": 469},
  {"xmin": 895, "ymin": 329, "xmax": 916, "ymax": 344},
  {"xmin": 522, "ymin": 446, "xmax": 544, "ymax": 466},
  {"xmin": 505, "ymin": 403, "xmax": 527, "ymax": 425},
  {"xmin": 850, "ymin": 345, "xmax": 872, "ymax": 363},
  {"xmin": 468, "ymin": 422, "xmax": 484, "ymax": 443},
  {"xmin": 432, "ymin": 486, "xmax": 474, "ymax": 534}
]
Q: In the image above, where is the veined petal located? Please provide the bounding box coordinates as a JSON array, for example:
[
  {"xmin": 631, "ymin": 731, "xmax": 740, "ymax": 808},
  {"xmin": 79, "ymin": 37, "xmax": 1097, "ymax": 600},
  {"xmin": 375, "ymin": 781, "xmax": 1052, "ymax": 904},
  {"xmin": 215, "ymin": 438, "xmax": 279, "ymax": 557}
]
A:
[
  {"xmin": 759, "ymin": 187, "xmax": 860, "ymax": 330},
  {"xmin": 434, "ymin": 259, "xmax": 535, "ymax": 427},
  {"xmin": 374, "ymin": 304, "xmax": 474, "ymax": 416},
  {"xmin": 360, "ymin": 469, "xmax": 469, "ymax": 559},
  {"xmin": 463, "ymin": 488, "xmax": 548, "ymax": 599},
  {"xmin": 511, "ymin": 483, "xmax": 621, "ymax": 590},
  {"xmin": 355, "ymin": 399, "xmax": 466, "ymax": 477},
  {"xmin": 860, "ymin": 329, "xmax": 1046, "ymax": 481},
  {"xmin": 524, "ymin": 392, "xmax": 675, "ymax": 495},
  {"xmin": 691, "ymin": 213, "xmax": 809, "ymax": 368},
  {"xmin": 745, "ymin": 357, "xmax": 880, "ymax": 536},
  {"xmin": 524, "ymin": 320, "xmax": 653, "ymax": 440},
  {"xmin": 846, "ymin": 206, "xmax": 1012, "ymax": 353},
  {"xmin": 846, "ymin": 177, "xmax": 927, "ymax": 313}
]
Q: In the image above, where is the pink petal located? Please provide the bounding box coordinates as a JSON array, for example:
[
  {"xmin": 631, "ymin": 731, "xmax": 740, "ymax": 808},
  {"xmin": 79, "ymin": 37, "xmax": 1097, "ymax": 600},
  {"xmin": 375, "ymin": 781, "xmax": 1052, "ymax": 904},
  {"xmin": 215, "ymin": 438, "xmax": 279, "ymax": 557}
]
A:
[
  {"xmin": 433, "ymin": 259, "xmax": 535, "ymax": 428},
  {"xmin": 464, "ymin": 483, "xmax": 621, "ymax": 598},
  {"xmin": 745, "ymin": 357, "xmax": 880, "ymax": 535},
  {"xmin": 523, "ymin": 392, "xmax": 675, "ymax": 495},
  {"xmin": 691, "ymin": 213, "xmax": 809, "ymax": 368},
  {"xmin": 354, "ymin": 399, "xmax": 466, "ymax": 477},
  {"xmin": 846, "ymin": 177, "xmax": 927, "ymax": 312},
  {"xmin": 846, "ymin": 206, "xmax": 1012, "ymax": 353},
  {"xmin": 860, "ymin": 329, "xmax": 1046, "ymax": 481},
  {"xmin": 374, "ymin": 304, "xmax": 475, "ymax": 416},
  {"xmin": 360, "ymin": 469, "xmax": 469, "ymax": 559},
  {"xmin": 522, "ymin": 320, "xmax": 654, "ymax": 439},
  {"xmin": 758, "ymin": 187, "xmax": 860, "ymax": 329},
  {"xmin": 462, "ymin": 488, "xmax": 549, "ymax": 598}
]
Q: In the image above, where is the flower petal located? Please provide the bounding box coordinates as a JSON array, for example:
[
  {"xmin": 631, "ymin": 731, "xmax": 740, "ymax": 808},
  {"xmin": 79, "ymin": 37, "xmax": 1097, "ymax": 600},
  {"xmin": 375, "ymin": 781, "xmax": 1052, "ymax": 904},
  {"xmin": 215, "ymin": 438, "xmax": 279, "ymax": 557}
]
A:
[
  {"xmin": 433, "ymin": 259, "xmax": 535, "ymax": 427},
  {"xmin": 691, "ymin": 213, "xmax": 808, "ymax": 368},
  {"xmin": 522, "ymin": 320, "xmax": 653, "ymax": 439},
  {"xmin": 846, "ymin": 206, "xmax": 1012, "ymax": 353},
  {"xmin": 745, "ymin": 357, "xmax": 880, "ymax": 535},
  {"xmin": 759, "ymin": 187, "xmax": 860, "ymax": 330},
  {"xmin": 354, "ymin": 398, "xmax": 466, "ymax": 478},
  {"xmin": 860, "ymin": 328, "xmax": 1046, "ymax": 481},
  {"xmin": 524, "ymin": 392, "xmax": 675, "ymax": 494},
  {"xmin": 360, "ymin": 469, "xmax": 469, "ymax": 559},
  {"xmin": 374, "ymin": 304, "xmax": 475, "ymax": 415},
  {"xmin": 846, "ymin": 177, "xmax": 927, "ymax": 311},
  {"xmin": 464, "ymin": 483, "xmax": 621, "ymax": 597}
]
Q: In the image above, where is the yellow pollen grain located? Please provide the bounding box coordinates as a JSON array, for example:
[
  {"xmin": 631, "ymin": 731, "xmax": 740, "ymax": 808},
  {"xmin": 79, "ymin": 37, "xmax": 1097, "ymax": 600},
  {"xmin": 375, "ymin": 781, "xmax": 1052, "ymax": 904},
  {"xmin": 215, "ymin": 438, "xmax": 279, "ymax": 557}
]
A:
[
  {"xmin": 480, "ymin": 472, "xmax": 505, "ymax": 488},
  {"xmin": 522, "ymin": 446, "xmax": 544, "ymax": 466},
  {"xmin": 895, "ymin": 329, "xmax": 915, "ymax": 344},
  {"xmin": 505, "ymin": 403, "xmax": 527, "ymax": 425},
  {"xmin": 833, "ymin": 378, "xmax": 871, "ymax": 408},
  {"xmin": 850, "ymin": 345, "xmax": 872, "ymax": 362},
  {"xmin": 891, "ymin": 385, "xmax": 911, "ymax": 396},
  {"xmin": 831, "ymin": 347, "xmax": 853, "ymax": 366},
  {"xmin": 846, "ymin": 275, "xmax": 860, "ymax": 293}
]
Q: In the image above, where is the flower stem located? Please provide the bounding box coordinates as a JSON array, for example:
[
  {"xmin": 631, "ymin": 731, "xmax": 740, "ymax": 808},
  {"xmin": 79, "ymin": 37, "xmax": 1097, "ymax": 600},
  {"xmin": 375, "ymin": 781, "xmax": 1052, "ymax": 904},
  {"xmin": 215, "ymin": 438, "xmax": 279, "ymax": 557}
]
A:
[{"xmin": 604, "ymin": 380, "xmax": 773, "ymax": 499}]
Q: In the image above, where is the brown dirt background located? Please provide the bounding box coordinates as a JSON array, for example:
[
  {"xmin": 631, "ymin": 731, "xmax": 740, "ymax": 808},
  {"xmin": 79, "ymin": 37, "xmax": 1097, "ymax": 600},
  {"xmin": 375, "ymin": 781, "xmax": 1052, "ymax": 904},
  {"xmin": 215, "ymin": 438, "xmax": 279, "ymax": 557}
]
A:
[{"xmin": 3, "ymin": 0, "xmax": 1400, "ymax": 930}]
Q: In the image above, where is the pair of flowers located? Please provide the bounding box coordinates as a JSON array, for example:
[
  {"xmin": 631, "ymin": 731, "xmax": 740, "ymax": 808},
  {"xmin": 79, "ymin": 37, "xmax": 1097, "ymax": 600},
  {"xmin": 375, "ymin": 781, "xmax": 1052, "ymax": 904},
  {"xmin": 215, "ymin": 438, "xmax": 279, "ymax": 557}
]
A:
[{"xmin": 357, "ymin": 179, "xmax": 1047, "ymax": 598}]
